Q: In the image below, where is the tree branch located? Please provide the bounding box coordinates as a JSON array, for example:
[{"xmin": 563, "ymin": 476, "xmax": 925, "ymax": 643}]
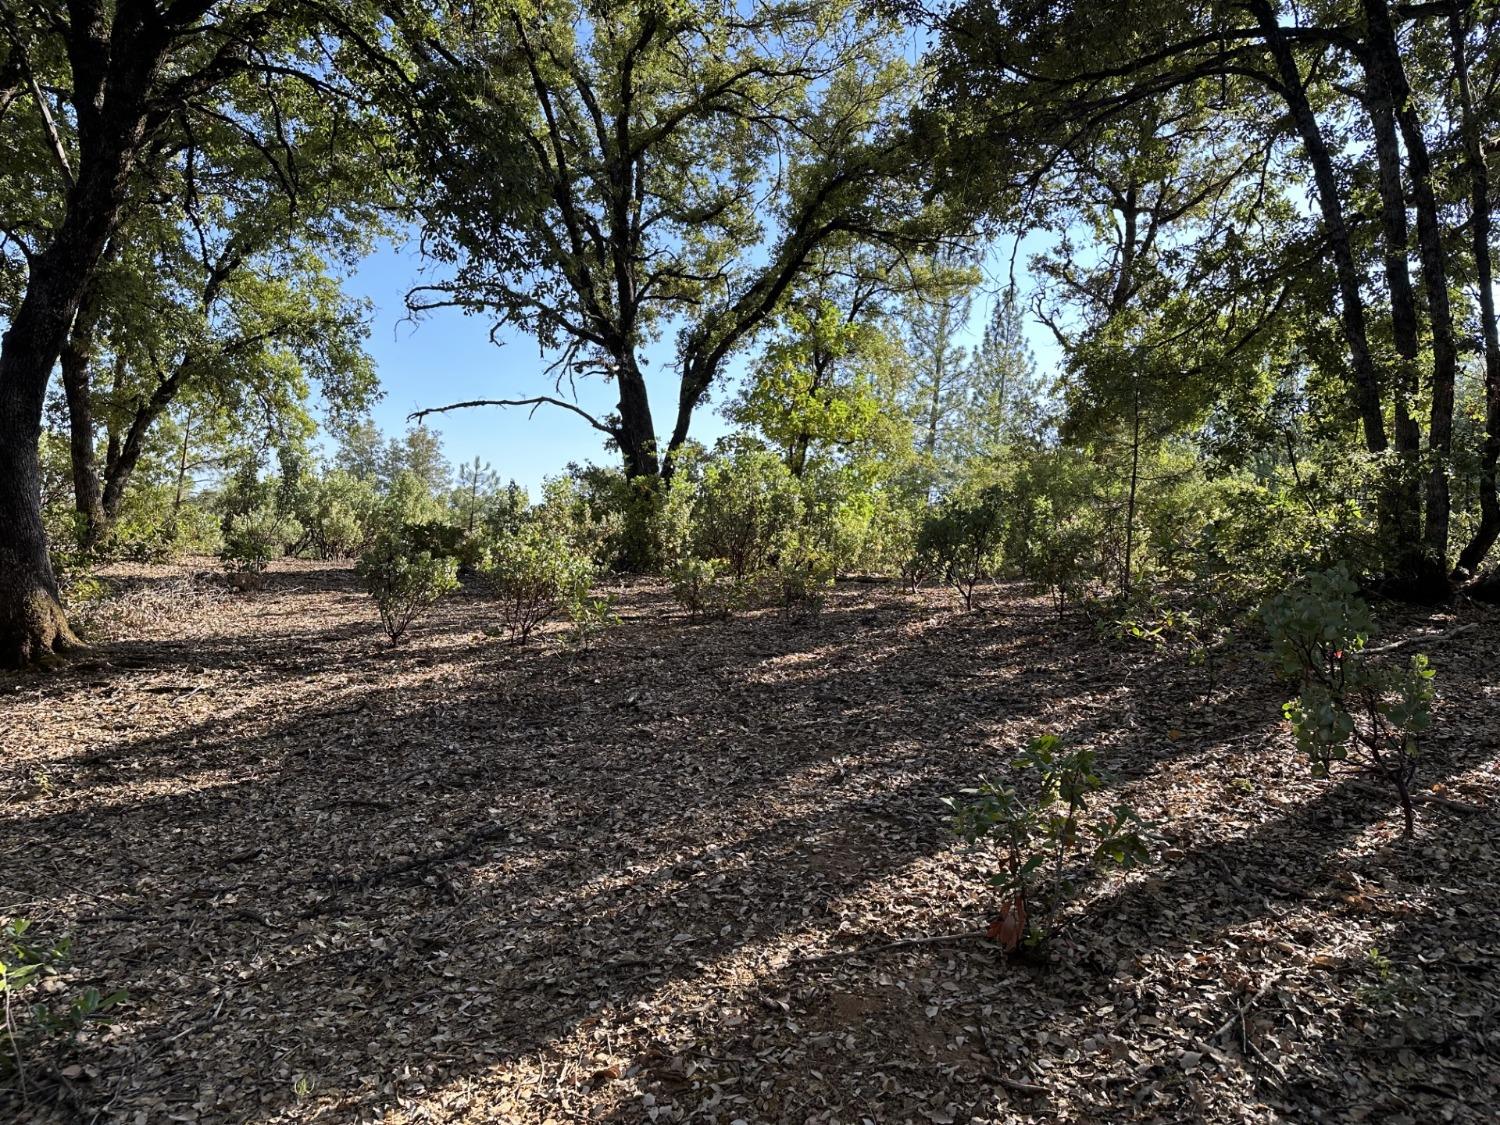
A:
[{"xmin": 407, "ymin": 396, "xmax": 618, "ymax": 437}]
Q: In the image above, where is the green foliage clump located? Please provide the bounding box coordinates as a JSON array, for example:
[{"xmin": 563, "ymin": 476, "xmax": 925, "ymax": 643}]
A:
[
  {"xmin": 776, "ymin": 540, "xmax": 835, "ymax": 621},
  {"xmin": 565, "ymin": 594, "xmax": 620, "ymax": 654},
  {"xmin": 477, "ymin": 528, "xmax": 596, "ymax": 643},
  {"xmin": 946, "ymin": 735, "xmax": 1150, "ymax": 951},
  {"xmin": 666, "ymin": 556, "xmax": 742, "ymax": 622},
  {"xmin": 1261, "ymin": 568, "xmax": 1436, "ymax": 837},
  {"xmin": 689, "ymin": 442, "xmax": 803, "ymax": 579},
  {"xmin": 355, "ymin": 526, "xmax": 460, "ymax": 643},
  {"xmin": 915, "ymin": 486, "xmax": 1007, "ymax": 609},
  {"xmin": 1, "ymin": 918, "xmax": 127, "ymax": 1084},
  {"xmin": 220, "ymin": 504, "xmax": 303, "ymax": 582},
  {"xmin": 296, "ymin": 470, "xmax": 375, "ymax": 559}
]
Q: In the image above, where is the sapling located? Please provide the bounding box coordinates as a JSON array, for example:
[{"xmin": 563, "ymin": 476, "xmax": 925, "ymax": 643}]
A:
[
  {"xmin": 946, "ymin": 734, "xmax": 1150, "ymax": 951},
  {"xmin": 355, "ymin": 529, "xmax": 460, "ymax": 643},
  {"xmin": 1261, "ymin": 567, "xmax": 1435, "ymax": 837}
]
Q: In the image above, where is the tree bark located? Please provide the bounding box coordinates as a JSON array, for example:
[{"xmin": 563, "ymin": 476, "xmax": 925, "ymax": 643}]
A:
[
  {"xmin": 1450, "ymin": 6, "xmax": 1500, "ymax": 577},
  {"xmin": 612, "ymin": 352, "xmax": 660, "ymax": 479},
  {"xmin": 0, "ymin": 4, "xmax": 169, "ymax": 659},
  {"xmin": 59, "ymin": 285, "xmax": 108, "ymax": 550}
]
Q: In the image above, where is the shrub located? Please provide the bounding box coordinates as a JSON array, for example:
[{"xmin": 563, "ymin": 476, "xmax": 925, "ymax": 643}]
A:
[
  {"xmin": 220, "ymin": 504, "xmax": 303, "ymax": 582},
  {"xmin": 946, "ymin": 734, "xmax": 1150, "ymax": 951},
  {"xmin": 1, "ymin": 918, "xmax": 127, "ymax": 1084},
  {"xmin": 777, "ymin": 541, "xmax": 834, "ymax": 622},
  {"xmin": 565, "ymin": 594, "xmax": 620, "ymax": 654},
  {"xmin": 690, "ymin": 441, "xmax": 802, "ymax": 579},
  {"xmin": 355, "ymin": 528, "xmax": 460, "ymax": 643},
  {"xmin": 298, "ymin": 470, "xmax": 374, "ymax": 559},
  {"xmin": 1261, "ymin": 567, "xmax": 1435, "ymax": 837},
  {"xmin": 915, "ymin": 486, "xmax": 1007, "ymax": 610},
  {"xmin": 477, "ymin": 528, "xmax": 595, "ymax": 642},
  {"xmin": 667, "ymin": 556, "xmax": 745, "ymax": 621}
]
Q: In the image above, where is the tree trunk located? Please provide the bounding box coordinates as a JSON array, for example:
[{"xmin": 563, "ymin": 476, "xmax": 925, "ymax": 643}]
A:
[
  {"xmin": 1452, "ymin": 7, "xmax": 1500, "ymax": 576},
  {"xmin": 1250, "ymin": 2, "xmax": 1446, "ymax": 588},
  {"xmin": 0, "ymin": 131, "xmax": 142, "ymax": 661},
  {"xmin": 0, "ymin": 267, "xmax": 89, "ymax": 665},
  {"xmin": 1252, "ymin": 2, "xmax": 1388, "ymax": 455},
  {"xmin": 60, "ymin": 289, "xmax": 108, "ymax": 550},
  {"xmin": 613, "ymin": 353, "xmax": 660, "ymax": 479},
  {"xmin": 1360, "ymin": 33, "xmax": 1428, "ymax": 577},
  {"xmin": 1365, "ymin": 0, "xmax": 1458, "ymax": 582}
]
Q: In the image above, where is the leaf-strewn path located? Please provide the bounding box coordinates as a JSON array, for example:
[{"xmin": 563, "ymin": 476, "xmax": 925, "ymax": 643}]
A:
[{"xmin": 3, "ymin": 560, "xmax": 1498, "ymax": 1123}]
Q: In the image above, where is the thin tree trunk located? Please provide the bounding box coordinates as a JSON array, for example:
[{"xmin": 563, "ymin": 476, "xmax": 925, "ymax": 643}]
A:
[
  {"xmin": 172, "ymin": 408, "xmax": 193, "ymax": 516},
  {"xmin": 1123, "ymin": 383, "xmax": 1140, "ymax": 598},
  {"xmin": 1365, "ymin": 0, "xmax": 1459, "ymax": 579},
  {"xmin": 1452, "ymin": 6, "xmax": 1500, "ymax": 575},
  {"xmin": 1251, "ymin": 1, "xmax": 1389, "ymax": 455},
  {"xmin": 60, "ymin": 287, "xmax": 108, "ymax": 549}
]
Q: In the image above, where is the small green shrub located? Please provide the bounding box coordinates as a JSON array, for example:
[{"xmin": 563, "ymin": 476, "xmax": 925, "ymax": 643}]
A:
[
  {"xmin": 355, "ymin": 530, "xmax": 460, "ymax": 643},
  {"xmin": 777, "ymin": 542, "xmax": 834, "ymax": 621},
  {"xmin": 477, "ymin": 528, "xmax": 595, "ymax": 642},
  {"xmin": 220, "ymin": 504, "xmax": 303, "ymax": 582},
  {"xmin": 946, "ymin": 734, "xmax": 1150, "ymax": 951},
  {"xmin": 565, "ymin": 594, "xmax": 620, "ymax": 654},
  {"xmin": 667, "ymin": 556, "xmax": 744, "ymax": 621},
  {"xmin": 1, "ymin": 918, "xmax": 127, "ymax": 1085},
  {"xmin": 690, "ymin": 441, "xmax": 802, "ymax": 579},
  {"xmin": 1261, "ymin": 567, "xmax": 1435, "ymax": 838},
  {"xmin": 915, "ymin": 486, "xmax": 1007, "ymax": 610}
]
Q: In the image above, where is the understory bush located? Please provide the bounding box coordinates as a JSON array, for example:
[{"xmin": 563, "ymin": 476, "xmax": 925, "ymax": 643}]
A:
[
  {"xmin": 220, "ymin": 504, "xmax": 303, "ymax": 582},
  {"xmin": 1261, "ymin": 567, "xmax": 1435, "ymax": 837},
  {"xmin": 776, "ymin": 540, "xmax": 835, "ymax": 621},
  {"xmin": 915, "ymin": 486, "xmax": 1007, "ymax": 609},
  {"xmin": 947, "ymin": 734, "xmax": 1151, "ymax": 951},
  {"xmin": 667, "ymin": 556, "xmax": 743, "ymax": 621},
  {"xmin": 477, "ymin": 527, "xmax": 595, "ymax": 642},
  {"xmin": 355, "ymin": 527, "xmax": 460, "ymax": 643}
]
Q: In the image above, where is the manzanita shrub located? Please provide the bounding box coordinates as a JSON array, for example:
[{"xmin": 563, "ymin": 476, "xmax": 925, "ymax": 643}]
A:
[
  {"xmin": 355, "ymin": 526, "xmax": 461, "ymax": 643},
  {"xmin": 220, "ymin": 504, "xmax": 303, "ymax": 584},
  {"xmin": 477, "ymin": 527, "xmax": 595, "ymax": 643},
  {"xmin": 1261, "ymin": 567, "xmax": 1436, "ymax": 837},
  {"xmin": 777, "ymin": 541, "xmax": 835, "ymax": 622},
  {"xmin": 914, "ymin": 486, "xmax": 1007, "ymax": 610},
  {"xmin": 945, "ymin": 734, "xmax": 1150, "ymax": 951},
  {"xmin": 667, "ymin": 556, "xmax": 743, "ymax": 621}
]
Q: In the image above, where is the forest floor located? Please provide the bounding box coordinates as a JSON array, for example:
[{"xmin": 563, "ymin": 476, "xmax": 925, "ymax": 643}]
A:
[{"xmin": 3, "ymin": 559, "xmax": 1499, "ymax": 1124}]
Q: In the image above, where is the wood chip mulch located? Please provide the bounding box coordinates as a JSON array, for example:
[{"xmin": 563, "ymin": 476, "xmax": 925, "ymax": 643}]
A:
[{"xmin": 2, "ymin": 558, "xmax": 1498, "ymax": 1124}]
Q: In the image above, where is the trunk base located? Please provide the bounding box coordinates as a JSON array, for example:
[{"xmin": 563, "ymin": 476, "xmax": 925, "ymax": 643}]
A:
[{"xmin": 2, "ymin": 587, "xmax": 85, "ymax": 669}]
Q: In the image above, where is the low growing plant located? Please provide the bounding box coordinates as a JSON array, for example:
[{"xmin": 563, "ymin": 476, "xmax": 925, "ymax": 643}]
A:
[
  {"xmin": 777, "ymin": 542, "xmax": 835, "ymax": 622},
  {"xmin": 667, "ymin": 556, "xmax": 743, "ymax": 621},
  {"xmin": 946, "ymin": 734, "xmax": 1150, "ymax": 951},
  {"xmin": 915, "ymin": 487, "xmax": 1007, "ymax": 610},
  {"xmin": 565, "ymin": 593, "xmax": 620, "ymax": 654},
  {"xmin": 220, "ymin": 504, "xmax": 303, "ymax": 584},
  {"xmin": 1, "ymin": 918, "xmax": 127, "ymax": 1089},
  {"xmin": 1261, "ymin": 567, "xmax": 1435, "ymax": 838}
]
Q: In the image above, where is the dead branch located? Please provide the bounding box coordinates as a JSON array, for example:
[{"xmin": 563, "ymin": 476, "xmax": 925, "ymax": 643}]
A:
[{"xmin": 407, "ymin": 396, "xmax": 618, "ymax": 437}]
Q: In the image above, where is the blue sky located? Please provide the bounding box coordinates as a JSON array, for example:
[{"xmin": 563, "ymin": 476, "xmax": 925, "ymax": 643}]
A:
[
  {"xmin": 347, "ymin": 237, "xmax": 735, "ymax": 493},
  {"xmin": 345, "ymin": 230, "xmax": 1060, "ymax": 494}
]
